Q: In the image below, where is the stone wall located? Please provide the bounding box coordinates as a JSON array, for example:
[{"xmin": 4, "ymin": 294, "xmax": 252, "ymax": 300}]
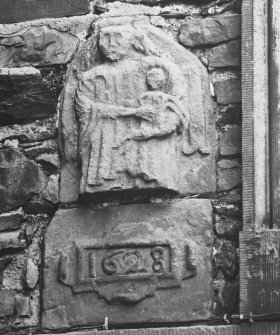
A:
[{"xmin": 0, "ymin": 0, "xmax": 241, "ymax": 333}]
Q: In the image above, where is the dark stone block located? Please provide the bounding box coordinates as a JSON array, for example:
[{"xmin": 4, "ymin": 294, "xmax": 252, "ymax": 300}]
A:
[
  {"xmin": 0, "ymin": 68, "xmax": 56, "ymax": 125},
  {"xmin": 0, "ymin": 0, "xmax": 90, "ymax": 24},
  {"xmin": 0, "ymin": 147, "xmax": 47, "ymax": 212}
]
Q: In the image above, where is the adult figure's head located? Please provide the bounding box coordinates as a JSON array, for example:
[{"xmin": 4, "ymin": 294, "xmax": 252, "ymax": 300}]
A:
[{"xmin": 99, "ymin": 26, "xmax": 147, "ymax": 62}]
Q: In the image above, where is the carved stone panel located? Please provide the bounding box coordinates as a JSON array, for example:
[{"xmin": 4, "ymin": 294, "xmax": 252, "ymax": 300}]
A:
[
  {"xmin": 42, "ymin": 199, "xmax": 213, "ymax": 330},
  {"xmin": 59, "ymin": 16, "xmax": 216, "ymax": 201}
]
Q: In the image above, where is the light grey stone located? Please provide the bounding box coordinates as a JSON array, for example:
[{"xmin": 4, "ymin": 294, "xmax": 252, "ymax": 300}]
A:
[
  {"xmin": 60, "ymin": 16, "xmax": 216, "ymax": 200},
  {"xmin": 0, "ymin": 210, "xmax": 23, "ymax": 232},
  {"xmin": 25, "ymin": 259, "xmax": 39, "ymax": 289},
  {"xmin": 0, "ymin": 26, "xmax": 79, "ymax": 67},
  {"xmin": 42, "ymin": 199, "xmax": 213, "ymax": 330},
  {"xmin": 0, "ymin": 231, "xmax": 25, "ymax": 251}
]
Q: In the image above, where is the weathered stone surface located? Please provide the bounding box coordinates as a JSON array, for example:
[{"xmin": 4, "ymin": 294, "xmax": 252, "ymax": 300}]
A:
[
  {"xmin": 23, "ymin": 197, "xmax": 56, "ymax": 215},
  {"xmin": 217, "ymin": 159, "xmax": 241, "ymax": 191},
  {"xmin": 179, "ymin": 15, "xmax": 241, "ymax": 47},
  {"xmin": 0, "ymin": 290, "xmax": 16, "ymax": 317},
  {"xmin": 21, "ymin": 140, "xmax": 57, "ymax": 158},
  {"xmin": 0, "ymin": 147, "xmax": 47, "ymax": 211},
  {"xmin": 0, "ymin": 256, "xmax": 12, "ymax": 284},
  {"xmin": 60, "ymin": 16, "xmax": 216, "ymax": 200},
  {"xmin": 214, "ymin": 215, "xmax": 241, "ymax": 241},
  {"xmin": 214, "ymin": 78, "xmax": 241, "ymax": 104},
  {"xmin": 36, "ymin": 153, "xmax": 59, "ymax": 169},
  {"xmin": 213, "ymin": 239, "xmax": 238, "ymax": 280},
  {"xmin": 0, "ymin": 68, "xmax": 56, "ymax": 125},
  {"xmin": 59, "ymin": 162, "xmax": 80, "ymax": 203},
  {"xmin": 42, "ymin": 175, "xmax": 59, "ymax": 204},
  {"xmin": 0, "ymin": 0, "xmax": 90, "ymax": 24},
  {"xmin": 15, "ymin": 294, "xmax": 31, "ymax": 317},
  {"xmin": 220, "ymin": 125, "xmax": 241, "ymax": 156},
  {"xmin": 0, "ymin": 26, "xmax": 80, "ymax": 67},
  {"xmin": 209, "ymin": 40, "xmax": 241, "ymax": 68},
  {"xmin": 217, "ymin": 105, "xmax": 241, "ymax": 127},
  {"xmin": 42, "ymin": 199, "xmax": 213, "ymax": 330},
  {"xmin": 0, "ymin": 210, "xmax": 23, "ymax": 232},
  {"xmin": 0, "ymin": 231, "xmax": 25, "ymax": 251},
  {"xmin": 25, "ymin": 259, "xmax": 39, "ymax": 289}
]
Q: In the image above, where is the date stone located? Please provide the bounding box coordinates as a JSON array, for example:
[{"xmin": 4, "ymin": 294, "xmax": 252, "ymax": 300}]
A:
[{"xmin": 42, "ymin": 199, "xmax": 213, "ymax": 330}]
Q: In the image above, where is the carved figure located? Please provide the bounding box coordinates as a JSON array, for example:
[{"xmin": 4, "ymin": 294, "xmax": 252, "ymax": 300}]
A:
[{"xmin": 72, "ymin": 21, "xmax": 212, "ymax": 195}]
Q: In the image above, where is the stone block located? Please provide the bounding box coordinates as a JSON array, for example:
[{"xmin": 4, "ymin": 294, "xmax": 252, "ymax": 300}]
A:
[
  {"xmin": 0, "ymin": 147, "xmax": 47, "ymax": 212},
  {"xmin": 0, "ymin": 68, "xmax": 56, "ymax": 125},
  {"xmin": 60, "ymin": 16, "xmax": 216, "ymax": 201},
  {"xmin": 0, "ymin": 256, "xmax": 12, "ymax": 284},
  {"xmin": 15, "ymin": 294, "xmax": 31, "ymax": 316},
  {"xmin": 179, "ymin": 15, "xmax": 241, "ymax": 47},
  {"xmin": 217, "ymin": 159, "xmax": 241, "ymax": 191},
  {"xmin": 209, "ymin": 40, "xmax": 241, "ymax": 68},
  {"xmin": 42, "ymin": 199, "xmax": 213, "ymax": 330},
  {"xmin": 214, "ymin": 215, "xmax": 241, "ymax": 242},
  {"xmin": 42, "ymin": 175, "xmax": 59, "ymax": 204},
  {"xmin": 0, "ymin": 0, "xmax": 89, "ymax": 24},
  {"xmin": 0, "ymin": 210, "xmax": 22, "ymax": 232},
  {"xmin": 25, "ymin": 259, "xmax": 39, "ymax": 289},
  {"xmin": 0, "ymin": 15, "xmax": 94, "ymax": 66},
  {"xmin": 214, "ymin": 78, "xmax": 241, "ymax": 104},
  {"xmin": 0, "ymin": 231, "xmax": 25, "ymax": 251},
  {"xmin": 0, "ymin": 290, "xmax": 16, "ymax": 317},
  {"xmin": 213, "ymin": 239, "xmax": 239, "ymax": 280},
  {"xmin": 220, "ymin": 125, "xmax": 241, "ymax": 156}
]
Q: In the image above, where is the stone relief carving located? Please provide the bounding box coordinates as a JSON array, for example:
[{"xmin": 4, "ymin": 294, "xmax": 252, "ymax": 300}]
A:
[
  {"xmin": 42, "ymin": 200, "xmax": 213, "ymax": 329},
  {"xmin": 60, "ymin": 16, "xmax": 216, "ymax": 200},
  {"xmin": 57, "ymin": 241, "xmax": 197, "ymax": 303}
]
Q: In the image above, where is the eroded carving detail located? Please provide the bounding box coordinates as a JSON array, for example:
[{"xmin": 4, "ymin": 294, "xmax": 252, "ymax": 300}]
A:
[
  {"xmin": 72, "ymin": 21, "xmax": 212, "ymax": 195},
  {"xmin": 58, "ymin": 242, "xmax": 194, "ymax": 303}
]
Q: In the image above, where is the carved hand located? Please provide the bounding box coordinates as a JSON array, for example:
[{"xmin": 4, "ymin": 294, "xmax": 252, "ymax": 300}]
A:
[{"xmin": 136, "ymin": 106, "xmax": 157, "ymax": 122}]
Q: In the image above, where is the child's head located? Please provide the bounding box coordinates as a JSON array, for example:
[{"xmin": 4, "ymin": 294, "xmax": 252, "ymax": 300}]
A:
[{"xmin": 146, "ymin": 66, "xmax": 166, "ymax": 91}]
